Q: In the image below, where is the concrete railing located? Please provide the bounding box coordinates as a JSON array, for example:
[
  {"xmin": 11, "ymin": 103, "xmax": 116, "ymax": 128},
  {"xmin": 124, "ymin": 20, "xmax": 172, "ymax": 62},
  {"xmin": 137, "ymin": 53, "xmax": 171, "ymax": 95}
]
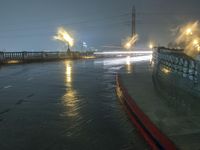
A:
[
  {"xmin": 0, "ymin": 51, "xmax": 83, "ymax": 64},
  {"xmin": 152, "ymin": 47, "xmax": 200, "ymax": 97}
]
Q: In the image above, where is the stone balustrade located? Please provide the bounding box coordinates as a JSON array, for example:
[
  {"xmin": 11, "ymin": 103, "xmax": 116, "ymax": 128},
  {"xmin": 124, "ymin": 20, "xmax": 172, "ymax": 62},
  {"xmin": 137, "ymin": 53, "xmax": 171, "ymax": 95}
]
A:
[
  {"xmin": 152, "ymin": 47, "xmax": 200, "ymax": 97},
  {"xmin": 0, "ymin": 51, "xmax": 82, "ymax": 64}
]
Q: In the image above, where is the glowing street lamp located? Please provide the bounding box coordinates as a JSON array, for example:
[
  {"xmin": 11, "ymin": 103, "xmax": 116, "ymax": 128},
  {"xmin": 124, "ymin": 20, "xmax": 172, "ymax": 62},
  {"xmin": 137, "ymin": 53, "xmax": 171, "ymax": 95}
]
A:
[
  {"xmin": 125, "ymin": 42, "xmax": 131, "ymax": 49},
  {"xmin": 149, "ymin": 43, "xmax": 154, "ymax": 49},
  {"xmin": 54, "ymin": 27, "xmax": 74, "ymax": 52},
  {"xmin": 186, "ymin": 28, "xmax": 193, "ymax": 35},
  {"xmin": 193, "ymin": 39, "xmax": 200, "ymax": 52},
  {"xmin": 124, "ymin": 34, "xmax": 138, "ymax": 50},
  {"xmin": 193, "ymin": 39, "xmax": 198, "ymax": 45}
]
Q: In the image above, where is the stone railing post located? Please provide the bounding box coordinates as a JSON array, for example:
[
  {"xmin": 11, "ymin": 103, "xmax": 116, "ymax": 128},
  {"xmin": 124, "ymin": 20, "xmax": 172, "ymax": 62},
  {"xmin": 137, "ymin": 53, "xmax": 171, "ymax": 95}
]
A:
[
  {"xmin": 0, "ymin": 52, "xmax": 4, "ymax": 64},
  {"xmin": 196, "ymin": 61, "xmax": 200, "ymax": 90},
  {"xmin": 22, "ymin": 52, "xmax": 25, "ymax": 61}
]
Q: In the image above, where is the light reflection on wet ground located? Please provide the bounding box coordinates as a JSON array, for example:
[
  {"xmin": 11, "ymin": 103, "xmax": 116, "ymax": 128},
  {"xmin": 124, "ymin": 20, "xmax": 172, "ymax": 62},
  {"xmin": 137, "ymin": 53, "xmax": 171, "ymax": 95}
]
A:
[{"xmin": 0, "ymin": 57, "xmax": 149, "ymax": 150}]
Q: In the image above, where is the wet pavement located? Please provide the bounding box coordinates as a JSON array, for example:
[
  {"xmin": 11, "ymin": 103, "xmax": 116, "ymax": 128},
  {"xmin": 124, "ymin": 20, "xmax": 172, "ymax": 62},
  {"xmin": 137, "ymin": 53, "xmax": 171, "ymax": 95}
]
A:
[
  {"xmin": 0, "ymin": 58, "xmax": 149, "ymax": 150},
  {"xmin": 120, "ymin": 61, "xmax": 200, "ymax": 150}
]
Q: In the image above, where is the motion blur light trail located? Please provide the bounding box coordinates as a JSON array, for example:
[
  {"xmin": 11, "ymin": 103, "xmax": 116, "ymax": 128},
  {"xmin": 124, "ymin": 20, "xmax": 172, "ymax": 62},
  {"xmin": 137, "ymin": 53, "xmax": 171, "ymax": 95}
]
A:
[
  {"xmin": 94, "ymin": 55, "xmax": 152, "ymax": 66},
  {"xmin": 94, "ymin": 51, "xmax": 152, "ymax": 55},
  {"xmin": 54, "ymin": 27, "xmax": 74, "ymax": 47}
]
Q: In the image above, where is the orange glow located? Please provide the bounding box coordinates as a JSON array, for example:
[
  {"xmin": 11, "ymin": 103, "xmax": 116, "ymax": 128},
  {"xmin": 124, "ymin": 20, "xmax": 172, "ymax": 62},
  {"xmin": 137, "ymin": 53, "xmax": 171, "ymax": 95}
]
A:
[
  {"xmin": 162, "ymin": 67, "xmax": 171, "ymax": 74},
  {"xmin": 7, "ymin": 60, "xmax": 20, "ymax": 64},
  {"xmin": 186, "ymin": 28, "xmax": 193, "ymax": 35},
  {"xmin": 175, "ymin": 21, "xmax": 200, "ymax": 57},
  {"xmin": 82, "ymin": 56, "xmax": 96, "ymax": 59}
]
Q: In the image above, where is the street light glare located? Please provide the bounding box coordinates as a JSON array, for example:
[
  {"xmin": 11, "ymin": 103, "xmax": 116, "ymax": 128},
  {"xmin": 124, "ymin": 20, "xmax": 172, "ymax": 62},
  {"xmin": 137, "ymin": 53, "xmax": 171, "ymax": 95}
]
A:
[
  {"xmin": 186, "ymin": 28, "xmax": 193, "ymax": 35},
  {"xmin": 175, "ymin": 21, "xmax": 200, "ymax": 57},
  {"xmin": 124, "ymin": 34, "xmax": 138, "ymax": 50},
  {"xmin": 193, "ymin": 39, "xmax": 200, "ymax": 51},
  {"xmin": 193, "ymin": 39, "xmax": 198, "ymax": 45},
  {"xmin": 125, "ymin": 42, "xmax": 131, "ymax": 49},
  {"xmin": 149, "ymin": 43, "xmax": 154, "ymax": 49},
  {"xmin": 54, "ymin": 27, "xmax": 74, "ymax": 47}
]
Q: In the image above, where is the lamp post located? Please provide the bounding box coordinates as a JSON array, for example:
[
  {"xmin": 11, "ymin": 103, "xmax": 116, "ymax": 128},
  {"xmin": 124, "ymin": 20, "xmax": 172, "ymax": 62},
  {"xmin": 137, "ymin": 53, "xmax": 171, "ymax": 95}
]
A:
[
  {"xmin": 66, "ymin": 42, "xmax": 72, "ymax": 58},
  {"xmin": 53, "ymin": 27, "xmax": 74, "ymax": 56},
  {"xmin": 67, "ymin": 41, "xmax": 70, "ymax": 53}
]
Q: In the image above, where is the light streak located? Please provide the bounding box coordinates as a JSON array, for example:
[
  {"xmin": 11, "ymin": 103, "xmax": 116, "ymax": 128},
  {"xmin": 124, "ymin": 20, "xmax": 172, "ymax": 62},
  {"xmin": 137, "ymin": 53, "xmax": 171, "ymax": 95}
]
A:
[
  {"xmin": 7, "ymin": 60, "xmax": 20, "ymax": 64},
  {"xmin": 94, "ymin": 55, "xmax": 152, "ymax": 66},
  {"xmin": 94, "ymin": 51, "xmax": 152, "ymax": 55}
]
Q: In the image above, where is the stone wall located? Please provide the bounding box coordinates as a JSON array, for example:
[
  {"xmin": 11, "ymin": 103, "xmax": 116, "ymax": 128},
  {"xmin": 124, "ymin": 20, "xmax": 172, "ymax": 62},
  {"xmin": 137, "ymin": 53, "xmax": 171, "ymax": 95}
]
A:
[{"xmin": 152, "ymin": 47, "xmax": 200, "ymax": 98}]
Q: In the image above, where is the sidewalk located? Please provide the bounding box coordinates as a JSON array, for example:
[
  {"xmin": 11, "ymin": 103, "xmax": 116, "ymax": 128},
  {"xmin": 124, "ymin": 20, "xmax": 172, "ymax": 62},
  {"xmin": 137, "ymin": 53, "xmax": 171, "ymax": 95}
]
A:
[{"xmin": 118, "ymin": 61, "xmax": 200, "ymax": 150}]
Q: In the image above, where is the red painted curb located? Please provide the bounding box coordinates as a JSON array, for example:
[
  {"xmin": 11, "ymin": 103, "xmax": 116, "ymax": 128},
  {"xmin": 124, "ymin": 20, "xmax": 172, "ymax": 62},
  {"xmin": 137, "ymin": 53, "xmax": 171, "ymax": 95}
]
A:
[{"xmin": 116, "ymin": 74, "xmax": 176, "ymax": 150}]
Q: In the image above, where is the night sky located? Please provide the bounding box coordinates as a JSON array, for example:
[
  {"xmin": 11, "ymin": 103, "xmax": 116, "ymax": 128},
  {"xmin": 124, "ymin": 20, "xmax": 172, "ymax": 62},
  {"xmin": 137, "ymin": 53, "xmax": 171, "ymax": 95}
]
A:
[{"xmin": 0, "ymin": 0, "xmax": 200, "ymax": 51}]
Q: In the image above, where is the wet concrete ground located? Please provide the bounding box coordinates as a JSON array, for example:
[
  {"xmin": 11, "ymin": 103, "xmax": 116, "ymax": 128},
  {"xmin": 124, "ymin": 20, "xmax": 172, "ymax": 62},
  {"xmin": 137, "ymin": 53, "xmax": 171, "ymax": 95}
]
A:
[
  {"xmin": 0, "ymin": 58, "xmax": 148, "ymax": 150},
  {"xmin": 120, "ymin": 61, "xmax": 200, "ymax": 150}
]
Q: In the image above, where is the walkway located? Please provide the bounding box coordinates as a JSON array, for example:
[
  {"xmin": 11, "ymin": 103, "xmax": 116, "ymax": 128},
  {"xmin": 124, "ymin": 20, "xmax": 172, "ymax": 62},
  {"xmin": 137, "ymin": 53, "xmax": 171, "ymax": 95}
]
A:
[{"xmin": 119, "ymin": 61, "xmax": 200, "ymax": 150}]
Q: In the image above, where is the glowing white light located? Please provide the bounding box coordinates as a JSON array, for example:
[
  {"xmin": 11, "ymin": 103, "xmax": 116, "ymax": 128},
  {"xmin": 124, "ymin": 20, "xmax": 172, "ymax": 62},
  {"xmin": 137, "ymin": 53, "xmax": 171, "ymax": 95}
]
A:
[
  {"xmin": 83, "ymin": 42, "xmax": 87, "ymax": 47},
  {"xmin": 94, "ymin": 51, "xmax": 152, "ymax": 55},
  {"xmin": 149, "ymin": 42, "xmax": 154, "ymax": 49},
  {"xmin": 125, "ymin": 42, "xmax": 131, "ymax": 49},
  {"xmin": 126, "ymin": 56, "xmax": 131, "ymax": 65},
  {"xmin": 94, "ymin": 55, "xmax": 152, "ymax": 66}
]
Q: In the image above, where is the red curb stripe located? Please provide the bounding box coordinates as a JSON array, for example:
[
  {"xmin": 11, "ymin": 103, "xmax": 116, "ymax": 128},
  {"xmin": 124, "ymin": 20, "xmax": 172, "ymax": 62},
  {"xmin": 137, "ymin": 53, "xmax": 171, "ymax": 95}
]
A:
[{"xmin": 116, "ymin": 74, "xmax": 176, "ymax": 150}]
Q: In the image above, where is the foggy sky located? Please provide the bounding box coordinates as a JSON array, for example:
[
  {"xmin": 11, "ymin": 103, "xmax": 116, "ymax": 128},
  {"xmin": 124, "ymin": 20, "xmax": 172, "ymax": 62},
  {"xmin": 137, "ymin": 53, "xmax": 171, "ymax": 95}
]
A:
[{"xmin": 0, "ymin": 0, "xmax": 200, "ymax": 51}]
